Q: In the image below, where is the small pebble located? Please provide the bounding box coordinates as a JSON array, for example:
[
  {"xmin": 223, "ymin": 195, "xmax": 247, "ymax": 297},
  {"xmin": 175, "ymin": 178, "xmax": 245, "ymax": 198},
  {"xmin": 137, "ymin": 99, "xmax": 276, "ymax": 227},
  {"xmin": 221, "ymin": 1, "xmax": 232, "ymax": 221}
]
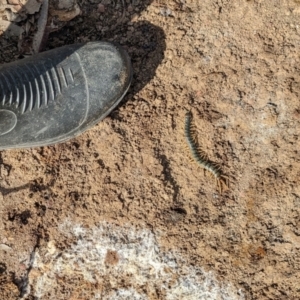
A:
[
  {"xmin": 160, "ymin": 7, "xmax": 173, "ymax": 17},
  {"xmin": 97, "ymin": 4, "xmax": 105, "ymax": 13}
]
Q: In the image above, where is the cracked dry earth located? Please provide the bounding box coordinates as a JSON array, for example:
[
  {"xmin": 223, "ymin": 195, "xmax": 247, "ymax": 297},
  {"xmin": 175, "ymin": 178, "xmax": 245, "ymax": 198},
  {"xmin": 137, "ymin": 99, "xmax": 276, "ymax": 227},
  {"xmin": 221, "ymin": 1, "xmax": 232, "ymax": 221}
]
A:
[{"xmin": 1, "ymin": 0, "xmax": 300, "ymax": 299}]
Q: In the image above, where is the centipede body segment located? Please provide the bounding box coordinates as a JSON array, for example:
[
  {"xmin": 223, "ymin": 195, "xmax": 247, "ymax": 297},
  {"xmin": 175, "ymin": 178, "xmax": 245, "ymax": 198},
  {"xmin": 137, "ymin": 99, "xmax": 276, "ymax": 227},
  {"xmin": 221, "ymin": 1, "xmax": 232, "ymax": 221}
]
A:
[{"xmin": 184, "ymin": 111, "xmax": 228, "ymax": 193}]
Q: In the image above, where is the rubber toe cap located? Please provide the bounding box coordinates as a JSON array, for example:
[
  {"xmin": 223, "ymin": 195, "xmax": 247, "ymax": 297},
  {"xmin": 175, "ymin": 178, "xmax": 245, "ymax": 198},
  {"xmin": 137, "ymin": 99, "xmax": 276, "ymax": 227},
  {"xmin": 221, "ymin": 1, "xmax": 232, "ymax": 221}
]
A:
[{"xmin": 0, "ymin": 42, "xmax": 132, "ymax": 150}]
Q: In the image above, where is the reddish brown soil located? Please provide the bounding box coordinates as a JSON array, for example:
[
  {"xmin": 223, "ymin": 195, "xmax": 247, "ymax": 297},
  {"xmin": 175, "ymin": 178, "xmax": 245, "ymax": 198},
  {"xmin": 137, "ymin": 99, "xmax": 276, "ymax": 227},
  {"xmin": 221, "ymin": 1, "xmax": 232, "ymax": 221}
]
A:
[{"xmin": 1, "ymin": 0, "xmax": 300, "ymax": 299}]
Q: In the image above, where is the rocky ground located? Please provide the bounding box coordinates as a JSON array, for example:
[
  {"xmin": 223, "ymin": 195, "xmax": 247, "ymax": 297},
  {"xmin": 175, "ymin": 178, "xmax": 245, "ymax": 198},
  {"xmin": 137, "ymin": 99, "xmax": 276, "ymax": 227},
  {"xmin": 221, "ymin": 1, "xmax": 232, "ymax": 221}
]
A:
[{"xmin": 0, "ymin": 0, "xmax": 300, "ymax": 299}]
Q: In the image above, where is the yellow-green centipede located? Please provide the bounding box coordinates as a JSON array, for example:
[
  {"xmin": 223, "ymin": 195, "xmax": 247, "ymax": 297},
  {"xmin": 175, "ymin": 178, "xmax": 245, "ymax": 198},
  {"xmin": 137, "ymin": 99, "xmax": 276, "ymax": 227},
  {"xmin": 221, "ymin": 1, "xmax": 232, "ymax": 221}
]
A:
[{"xmin": 185, "ymin": 111, "xmax": 228, "ymax": 193}]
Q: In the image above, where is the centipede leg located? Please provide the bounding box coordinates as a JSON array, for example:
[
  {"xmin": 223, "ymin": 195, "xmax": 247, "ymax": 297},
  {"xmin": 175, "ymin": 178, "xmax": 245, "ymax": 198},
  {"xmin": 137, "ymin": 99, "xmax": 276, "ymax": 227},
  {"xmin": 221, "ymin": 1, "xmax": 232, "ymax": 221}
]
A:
[
  {"xmin": 215, "ymin": 178, "xmax": 220, "ymax": 193},
  {"xmin": 221, "ymin": 175, "xmax": 229, "ymax": 189},
  {"xmin": 221, "ymin": 177, "xmax": 229, "ymax": 192},
  {"xmin": 220, "ymin": 180, "xmax": 223, "ymax": 194}
]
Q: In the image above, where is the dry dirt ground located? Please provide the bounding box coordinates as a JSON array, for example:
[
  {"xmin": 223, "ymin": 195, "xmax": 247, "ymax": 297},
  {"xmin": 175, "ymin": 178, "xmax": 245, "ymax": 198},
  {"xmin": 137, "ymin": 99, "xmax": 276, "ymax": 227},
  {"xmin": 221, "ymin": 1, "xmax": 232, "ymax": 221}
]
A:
[{"xmin": 1, "ymin": 0, "xmax": 300, "ymax": 299}]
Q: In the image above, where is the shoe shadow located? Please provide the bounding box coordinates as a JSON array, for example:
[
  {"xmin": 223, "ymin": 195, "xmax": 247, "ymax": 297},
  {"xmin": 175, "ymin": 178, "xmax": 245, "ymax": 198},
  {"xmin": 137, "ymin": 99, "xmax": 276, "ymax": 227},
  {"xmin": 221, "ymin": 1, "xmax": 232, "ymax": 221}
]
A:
[
  {"xmin": 0, "ymin": 0, "xmax": 165, "ymax": 98},
  {"xmin": 46, "ymin": 0, "xmax": 166, "ymax": 102},
  {"xmin": 0, "ymin": 0, "xmax": 166, "ymax": 144},
  {"xmin": 110, "ymin": 20, "xmax": 166, "ymax": 100}
]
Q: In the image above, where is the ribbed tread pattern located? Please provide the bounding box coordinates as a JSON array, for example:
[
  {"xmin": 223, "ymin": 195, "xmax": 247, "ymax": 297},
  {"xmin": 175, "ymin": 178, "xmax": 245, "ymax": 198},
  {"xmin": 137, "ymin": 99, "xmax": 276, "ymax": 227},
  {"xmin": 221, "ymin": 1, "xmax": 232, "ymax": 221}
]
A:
[
  {"xmin": 0, "ymin": 62, "xmax": 75, "ymax": 114},
  {"xmin": 0, "ymin": 72, "xmax": 13, "ymax": 105}
]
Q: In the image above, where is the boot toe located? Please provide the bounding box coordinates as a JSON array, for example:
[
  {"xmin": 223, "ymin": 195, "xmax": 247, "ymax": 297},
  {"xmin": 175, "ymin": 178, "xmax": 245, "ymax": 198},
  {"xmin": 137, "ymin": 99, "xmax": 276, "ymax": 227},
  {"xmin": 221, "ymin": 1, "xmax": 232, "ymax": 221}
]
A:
[{"xmin": 0, "ymin": 42, "xmax": 132, "ymax": 150}]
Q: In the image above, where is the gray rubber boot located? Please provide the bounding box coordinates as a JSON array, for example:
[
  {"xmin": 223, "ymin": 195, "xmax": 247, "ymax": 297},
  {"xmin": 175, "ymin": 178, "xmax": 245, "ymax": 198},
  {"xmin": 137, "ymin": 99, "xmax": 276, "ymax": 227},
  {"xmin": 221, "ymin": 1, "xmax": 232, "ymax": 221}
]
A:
[{"xmin": 0, "ymin": 42, "xmax": 132, "ymax": 150}]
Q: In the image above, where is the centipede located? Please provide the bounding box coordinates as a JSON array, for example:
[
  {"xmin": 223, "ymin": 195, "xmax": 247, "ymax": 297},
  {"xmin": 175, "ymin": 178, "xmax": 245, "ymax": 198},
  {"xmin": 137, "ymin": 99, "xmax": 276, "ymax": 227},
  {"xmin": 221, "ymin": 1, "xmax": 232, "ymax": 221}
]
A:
[{"xmin": 185, "ymin": 111, "xmax": 228, "ymax": 193}]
